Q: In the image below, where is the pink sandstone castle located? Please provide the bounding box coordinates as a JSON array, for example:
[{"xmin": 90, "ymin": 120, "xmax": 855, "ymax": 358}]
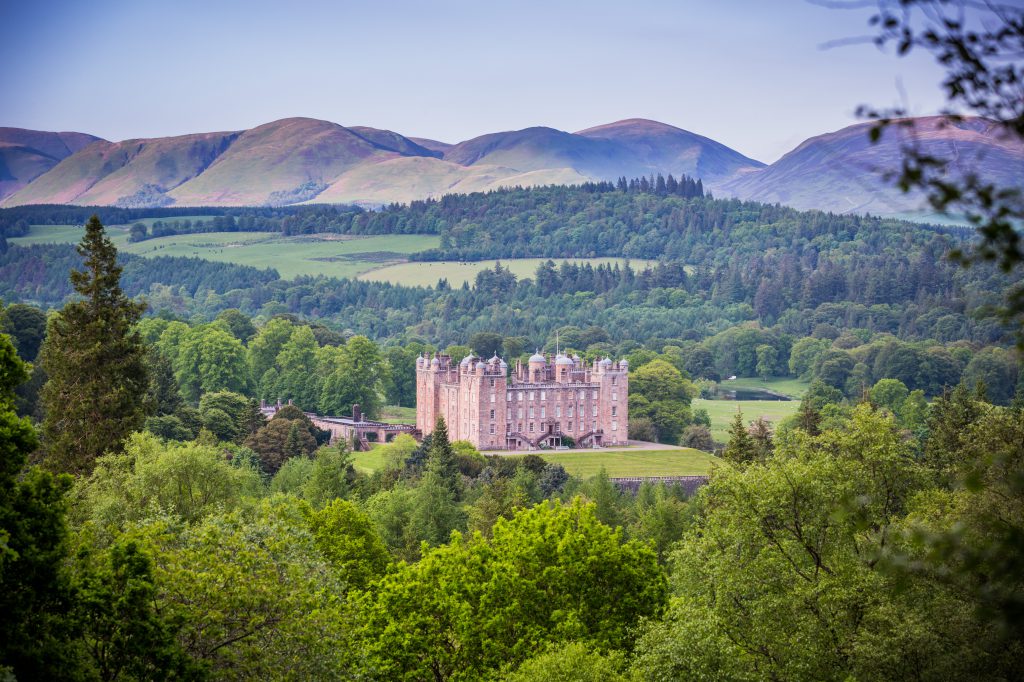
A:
[{"xmin": 416, "ymin": 351, "xmax": 629, "ymax": 451}]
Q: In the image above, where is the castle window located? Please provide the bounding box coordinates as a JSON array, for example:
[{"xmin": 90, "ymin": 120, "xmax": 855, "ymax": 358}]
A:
[
  {"xmin": 518, "ymin": 423, "xmax": 523, "ymax": 432},
  {"xmin": 489, "ymin": 379, "xmax": 495, "ymax": 387},
  {"xmin": 541, "ymin": 390, "xmax": 546, "ymax": 399},
  {"xmin": 506, "ymin": 424, "xmax": 511, "ymax": 433},
  {"xmin": 578, "ymin": 390, "xmax": 585, "ymax": 399},
  {"xmin": 489, "ymin": 424, "xmax": 495, "ymax": 434},
  {"xmin": 556, "ymin": 405, "xmax": 561, "ymax": 417},
  {"xmin": 612, "ymin": 391, "xmax": 617, "ymax": 401},
  {"xmin": 489, "ymin": 409, "xmax": 495, "ymax": 419},
  {"xmin": 611, "ymin": 406, "xmax": 617, "ymax": 417},
  {"xmin": 490, "ymin": 393, "xmax": 495, "ymax": 403},
  {"xmin": 567, "ymin": 422, "xmax": 573, "ymax": 431},
  {"xmin": 568, "ymin": 406, "xmax": 574, "ymax": 418},
  {"xmin": 517, "ymin": 408, "xmax": 523, "ymax": 419},
  {"xmin": 541, "ymin": 407, "xmax": 546, "ymax": 418},
  {"xmin": 529, "ymin": 423, "xmax": 534, "ymax": 432},
  {"xmin": 612, "ymin": 422, "xmax": 618, "ymax": 431},
  {"xmin": 612, "ymin": 376, "xmax": 617, "ymax": 386},
  {"xmin": 529, "ymin": 407, "xmax": 535, "ymax": 418},
  {"xmin": 506, "ymin": 408, "xmax": 511, "ymax": 419},
  {"xmin": 592, "ymin": 390, "xmax": 598, "ymax": 400},
  {"xmin": 592, "ymin": 421, "xmax": 597, "ymax": 431},
  {"xmin": 592, "ymin": 405, "xmax": 598, "ymax": 417},
  {"xmin": 529, "ymin": 392, "xmax": 535, "ymax": 401},
  {"xmin": 507, "ymin": 392, "xmax": 511, "ymax": 401}
]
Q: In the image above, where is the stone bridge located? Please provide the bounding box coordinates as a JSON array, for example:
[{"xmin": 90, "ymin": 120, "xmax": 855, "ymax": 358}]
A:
[{"xmin": 261, "ymin": 401, "xmax": 419, "ymax": 451}]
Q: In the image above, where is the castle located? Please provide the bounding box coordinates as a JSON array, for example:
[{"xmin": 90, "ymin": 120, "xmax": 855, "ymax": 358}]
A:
[{"xmin": 416, "ymin": 351, "xmax": 629, "ymax": 451}]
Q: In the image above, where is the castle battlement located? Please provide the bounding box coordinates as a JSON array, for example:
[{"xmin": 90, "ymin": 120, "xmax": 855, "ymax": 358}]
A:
[{"xmin": 416, "ymin": 351, "xmax": 628, "ymax": 451}]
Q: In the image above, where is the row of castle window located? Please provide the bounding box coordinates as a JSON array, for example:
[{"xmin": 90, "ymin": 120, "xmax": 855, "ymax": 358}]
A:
[
  {"xmin": 503, "ymin": 390, "xmax": 615, "ymax": 401},
  {"xmin": 506, "ymin": 421, "xmax": 599, "ymax": 434}
]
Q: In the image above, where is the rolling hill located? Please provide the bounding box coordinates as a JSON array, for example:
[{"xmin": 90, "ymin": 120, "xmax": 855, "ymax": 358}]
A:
[
  {"xmin": 3, "ymin": 115, "xmax": 1020, "ymax": 213},
  {"xmin": 0, "ymin": 128, "xmax": 103, "ymax": 202},
  {"xmin": 720, "ymin": 116, "xmax": 1024, "ymax": 214}
]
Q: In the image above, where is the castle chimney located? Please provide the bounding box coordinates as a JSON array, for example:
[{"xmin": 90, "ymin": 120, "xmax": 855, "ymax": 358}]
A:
[{"xmin": 352, "ymin": 404, "xmax": 362, "ymax": 422}]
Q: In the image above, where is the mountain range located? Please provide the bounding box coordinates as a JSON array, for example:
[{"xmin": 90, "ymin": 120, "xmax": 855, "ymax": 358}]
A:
[{"xmin": 2, "ymin": 115, "xmax": 1020, "ymax": 215}]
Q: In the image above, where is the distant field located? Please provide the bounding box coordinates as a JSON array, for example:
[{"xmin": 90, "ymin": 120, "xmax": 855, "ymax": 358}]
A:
[
  {"xmin": 358, "ymin": 257, "xmax": 658, "ymax": 287},
  {"xmin": 721, "ymin": 377, "xmax": 810, "ymax": 399},
  {"xmin": 10, "ymin": 224, "xmax": 130, "ymax": 246},
  {"xmin": 538, "ymin": 448, "xmax": 718, "ymax": 478},
  {"xmin": 121, "ymin": 232, "xmax": 440, "ymax": 279},
  {"xmin": 10, "ymin": 226, "xmax": 441, "ymax": 280},
  {"xmin": 694, "ymin": 398, "xmax": 801, "ymax": 442}
]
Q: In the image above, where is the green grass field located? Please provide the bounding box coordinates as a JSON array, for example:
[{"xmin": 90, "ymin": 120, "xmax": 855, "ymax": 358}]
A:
[
  {"xmin": 538, "ymin": 448, "xmax": 719, "ymax": 478},
  {"xmin": 351, "ymin": 445, "xmax": 718, "ymax": 478},
  {"xmin": 10, "ymin": 224, "xmax": 131, "ymax": 246},
  {"xmin": 694, "ymin": 397, "xmax": 802, "ymax": 442},
  {"xmin": 10, "ymin": 226, "xmax": 441, "ymax": 280},
  {"xmin": 379, "ymin": 405, "xmax": 416, "ymax": 425},
  {"xmin": 358, "ymin": 257, "xmax": 658, "ymax": 287},
  {"xmin": 352, "ymin": 448, "xmax": 389, "ymax": 474},
  {"xmin": 720, "ymin": 377, "xmax": 810, "ymax": 398}
]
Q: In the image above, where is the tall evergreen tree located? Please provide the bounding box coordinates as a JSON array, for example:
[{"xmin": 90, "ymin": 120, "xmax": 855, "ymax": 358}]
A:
[
  {"xmin": 40, "ymin": 215, "xmax": 150, "ymax": 475},
  {"xmin": 722, "ymin": 411, "xmax": 756, "ymax": 465},
  {"xmin": 426, "ymin": 416, "xmax": 461, "ymax": 500}
]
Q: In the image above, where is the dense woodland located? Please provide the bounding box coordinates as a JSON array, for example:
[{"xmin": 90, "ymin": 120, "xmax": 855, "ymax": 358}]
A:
[{"xmin": 0, "ymin": 215, "xmax": 1021, "ymax": 681}]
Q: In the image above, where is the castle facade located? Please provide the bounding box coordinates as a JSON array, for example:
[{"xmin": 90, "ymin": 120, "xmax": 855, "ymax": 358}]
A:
[{"xmin": 415, "ymin": 351, "xmax": 629, "ymax": 451}]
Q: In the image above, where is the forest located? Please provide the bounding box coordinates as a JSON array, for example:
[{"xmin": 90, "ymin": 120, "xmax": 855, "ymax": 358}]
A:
[{"xmin": 0, "ymin": 214, "xmax": 1021, "ymax": 681}]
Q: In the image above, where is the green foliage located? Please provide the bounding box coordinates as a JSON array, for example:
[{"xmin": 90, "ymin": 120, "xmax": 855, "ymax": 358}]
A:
[
  {"xmin": 41, "ymin": 215, "xmax": 150, "ymax": 475},
  {"xmin": 358, "ymin": 498, "xmax": 666, "ymax": 680},
  {"xmin": 640, "ymin": 406, "xmax": 940, "ymax": 680},
  {"xmin": 75, "ymin": 432, "xmax": 264, "ymax": 528},
  {"xmin": 72, "ymin": 539, "xmax": 203, "ymax": 680},
  {"xmin": 303, "ymin": 442, "xmax": 357, "ymax": 508},
  {"xmin": 134, "ymin": 497, "xmax": 353, "ymax": 679},
  {"xmin": 310, "ymin": 499, "xmax": 389, "ymax": 591},
  {"xmin": 244, "ymin": 417, "xmax": 316, "ymax": 474},
  {"xmin": 504, "ymin": 641, "xmax": 627, "ymax": 681},
  {"xmin": 269, "ymin": 455, "xmax": 314, "ymax": 495},
  {"xmin": 170, "ymin": 325, "xmax": 251, "ymax": 403},
  {"xmin": 0, "ymin": 333, "xmax": 78, "ymax": 677}
]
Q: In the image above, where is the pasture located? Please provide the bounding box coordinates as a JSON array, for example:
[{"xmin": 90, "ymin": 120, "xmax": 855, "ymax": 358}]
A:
[
  {"xmin": 351, "ymin": 443, "xmax": 718, "ymax": 478},
  {"xmin": 11, "ymin": 225, "xmax": 441, "ymax": 280},
  {"xmin": 721, "ymin": 376, "xmax": 810, "ymax": 398},
  {"xmin": 358, "ymin": 257, "xmax": 658, "ymax": 287},
  {"xmin": 536, "ymin": 447, "xmax": 719, "ymax": 478},
  {"xmin": 694, "ymin": 397, "xmax": 801, "ymax": 442}
]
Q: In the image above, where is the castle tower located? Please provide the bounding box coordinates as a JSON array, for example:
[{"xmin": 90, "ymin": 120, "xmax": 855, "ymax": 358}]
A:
[{"xmin": 594, "ymin": 358, "xmax": 629, "ymax": 446}]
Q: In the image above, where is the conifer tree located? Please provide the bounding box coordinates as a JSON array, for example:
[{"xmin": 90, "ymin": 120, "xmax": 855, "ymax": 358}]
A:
[
  {"xmin": 796, "ymin": 398, "xmax": 822, "ymax": 436},
  {"xmin": 40, "ymin": 216, "xmax": 150, "ymax": 475},
  {"xmin": 721, "ymin": 411, "xmax": 756, "ymax": 465},
  {"xmin": 426, "ymin": 416, "xmax": 461, "ymax": 500}
]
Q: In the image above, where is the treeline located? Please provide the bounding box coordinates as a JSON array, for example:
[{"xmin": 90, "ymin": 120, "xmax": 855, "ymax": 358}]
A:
[{"xmin": 0, "ymin": 243, "xmax": 279, "ymax": 304}]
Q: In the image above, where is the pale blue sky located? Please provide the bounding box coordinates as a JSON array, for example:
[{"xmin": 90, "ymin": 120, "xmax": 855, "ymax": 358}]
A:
[{"xmin": 0, "ymin": 0, "xmax": 950, "ymax": 162}]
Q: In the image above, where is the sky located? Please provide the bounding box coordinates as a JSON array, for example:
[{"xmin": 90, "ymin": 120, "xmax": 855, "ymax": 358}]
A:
[{"xmin": 0, "ymin": 0, "xmax": 953, "ymax": 162}]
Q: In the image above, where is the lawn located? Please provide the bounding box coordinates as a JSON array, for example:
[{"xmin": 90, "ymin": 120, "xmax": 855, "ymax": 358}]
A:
[
  {"xmin": 350, "ymin": 443, "xmax": 719, "ymax": 478},
  {"xmin": 351, "ymin": 447, "xmax": 388, "ymax": 474},
  {"xmin": 379, "ymin": 405, "xmax": 416, "ymax": 425},
  {"xmin": 694, "ymin": 398, "xmax": 802, "ymax": 442},
  {"xmin": 720, "ymin": 376, "xmax": 810, "ymax": 399},
  {"xmin": 358, "ymin": 257, "xmax": 658, "ymax": 288},
  {"xmin": 537, "ymin": 448, "xmax": 719, "ymax": 478}
]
